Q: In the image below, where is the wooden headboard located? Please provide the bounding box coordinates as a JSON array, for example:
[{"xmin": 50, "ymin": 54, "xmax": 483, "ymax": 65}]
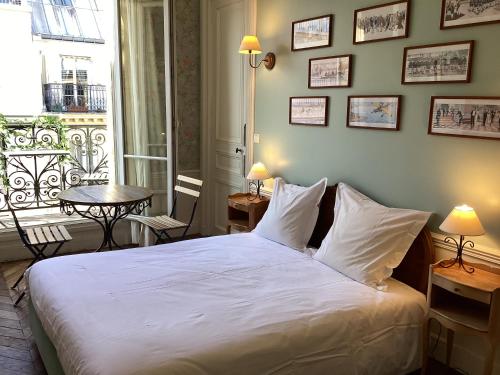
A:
[
  {"xmin": 393, "ymin": 226, "xmax": 435, "ymax": 294},
  {"xmin": 309, "ymin": 185, "xmax": 435, "ymax": 294}
]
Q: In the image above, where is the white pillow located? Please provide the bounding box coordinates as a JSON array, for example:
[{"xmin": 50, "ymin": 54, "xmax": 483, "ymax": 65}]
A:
[
  {"xmin": 313, "ymin": 183, "xmax": 431, "ymax": 289},
  {"xmin": 254, "ymin": 177, "xmax": 327, "ymax": 250}
]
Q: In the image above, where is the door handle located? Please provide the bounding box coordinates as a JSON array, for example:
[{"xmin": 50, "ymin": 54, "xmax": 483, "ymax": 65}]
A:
[{"xmin": 235, "ymin": 147, "xmax": 244, "ymax": 154}]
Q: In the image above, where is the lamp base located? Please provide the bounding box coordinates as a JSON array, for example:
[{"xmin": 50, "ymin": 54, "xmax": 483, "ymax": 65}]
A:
[
  {"xmin": 438, "ymin": 235, "xmax": 475, "ymax": 273},
  {"xmin": 247, "ymin": 181, "xmax": 263, "ymax": 201}
]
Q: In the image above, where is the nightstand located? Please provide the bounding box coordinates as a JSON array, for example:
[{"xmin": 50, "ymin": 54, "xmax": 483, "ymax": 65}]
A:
[
  {"xmin": 227, "ymin": 193, "xmax": 269, "ymax": 234},
  {"xmin": 422, "ymin": 261, "xmax": 500, "ymax": 375}
]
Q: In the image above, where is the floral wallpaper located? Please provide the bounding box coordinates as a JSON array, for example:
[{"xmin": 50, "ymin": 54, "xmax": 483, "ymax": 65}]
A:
[{"xmin": 174, "ymin": 0, "xmax": 200, "ymax": 172}]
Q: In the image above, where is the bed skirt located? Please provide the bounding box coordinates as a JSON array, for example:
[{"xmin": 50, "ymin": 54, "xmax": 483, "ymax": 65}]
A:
[{"xmin": 29, "ymin": 298, "xmax": 65, "ymax": 375}]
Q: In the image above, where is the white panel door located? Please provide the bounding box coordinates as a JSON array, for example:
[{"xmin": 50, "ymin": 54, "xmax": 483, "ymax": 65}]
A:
[{"xmin": 207, "ymin": 0, "xmax": 252, "ymax": 233}]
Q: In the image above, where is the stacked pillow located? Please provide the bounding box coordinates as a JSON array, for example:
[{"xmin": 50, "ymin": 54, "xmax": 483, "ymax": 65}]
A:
[
  {"xmin": 254, "ymin": 177, "xmax": 327, "ymax": 250},
  {"xmin": 254, "ymin": 178, "xmax": 431, "ymax": 290},
  {"xmin": 313, "ymin": 183, "xmax": 431, "ymax": 289}
]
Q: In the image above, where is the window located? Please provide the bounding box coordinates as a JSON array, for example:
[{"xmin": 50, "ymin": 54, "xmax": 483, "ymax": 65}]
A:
[
  {"xmin": 29, "ymin": 0, "xmax": 103, "ymax": 42},
  {"xmin": 61, "ymin": 56, "xmax": 90, "ymax": 110}
]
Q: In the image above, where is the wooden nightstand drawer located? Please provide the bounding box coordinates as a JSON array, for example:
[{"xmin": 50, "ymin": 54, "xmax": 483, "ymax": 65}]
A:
[
  {"xmin": 228, "ymin": 199, "xmax": 249, "ymax": 212},
  {"xmin": 433, "ymin": 273, "xmax": 491, "ymax": 304},
  {"xmin": 424, "ymin": 261, "xmax": 500, "ymax": 375}
]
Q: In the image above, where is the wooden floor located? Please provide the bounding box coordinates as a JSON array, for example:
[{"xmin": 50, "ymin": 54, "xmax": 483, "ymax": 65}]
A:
[
  {"xmin": 0, "ymin": 260, "xmax": 46, "ymax": 375},
  {"xmin": 0, "ymin": 258, "xmax": 460, "ymax": 375}
]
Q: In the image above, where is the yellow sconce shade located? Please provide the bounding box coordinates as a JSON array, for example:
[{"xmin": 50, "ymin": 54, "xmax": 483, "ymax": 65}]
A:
[
  {"xmin": 239, "ymin": 35, "xmax": 262, "ymax": 55},
  {"xmin": 238, "ymin": 35, "xmax": 275, "ymax": 70},
  {"xmin": 439, "ymin": 205, "xmax": 485, "ymax": 236},
  {"xmin": 246, "ymin": 162, "xmax": 271, "ymax": 181}
]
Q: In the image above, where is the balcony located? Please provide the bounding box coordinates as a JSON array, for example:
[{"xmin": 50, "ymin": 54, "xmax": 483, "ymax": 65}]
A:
[
  {"xmin": 0, "ymin": 0, "xmax": 22, "ymax": 5},
  {"xmin": 43, "ymin": 83, "xmax": 107, "ymax": 113},
  {"xmin": 0, "ymin": 116, "xmax": 109, "ymax": 212}
]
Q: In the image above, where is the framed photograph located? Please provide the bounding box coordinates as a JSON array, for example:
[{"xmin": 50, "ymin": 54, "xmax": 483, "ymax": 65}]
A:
[
  {"xmin": 441, "ymin": 0, "xmax": 500, "ymax": 29},
  {"xmin": 292, "ymin": 15, "xmax": 333, "ymax": 51},
  {"xmin": 347, "ymin": 96, "xmax": 402, "ymax": 131},
  {"xmin": 353, "ymin": 0, "xmax": 410, "ymax": 44},
  {"xmin": 289, "ymin": 97, "xmax": 329, "ymax": 126},
  {"xmin": 402, "ymin": 41, "xmax": 474, "ymax": 84},
  {"xmin": 428, "ymin": 96, "xmax": 500, "ymax": 141},
  {"xmin": 308, "ymin": 55, "xmax": 352, "ymax": 89}
]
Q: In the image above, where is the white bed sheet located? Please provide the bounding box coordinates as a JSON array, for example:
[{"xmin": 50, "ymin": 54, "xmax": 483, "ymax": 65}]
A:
[{"xmin": 27, "ymin": 233, "xmax": 427, "ymax": 375}]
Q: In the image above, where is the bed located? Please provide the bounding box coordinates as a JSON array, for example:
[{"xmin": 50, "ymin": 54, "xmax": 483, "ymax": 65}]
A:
[{"xmin": 27, "ymin": 225, "xmax": 435, "ymax": 375}]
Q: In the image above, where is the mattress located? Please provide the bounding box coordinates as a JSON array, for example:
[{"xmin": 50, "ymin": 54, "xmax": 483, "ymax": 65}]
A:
[{"xmin": 27, "ymin": 233, "xmax": 427, "ymax": 375}]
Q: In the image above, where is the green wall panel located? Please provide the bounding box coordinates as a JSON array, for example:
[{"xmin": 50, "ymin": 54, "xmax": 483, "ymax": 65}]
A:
[{"xmin": 255, "ymin": 0, "xmax": 500, "ymax": 249}]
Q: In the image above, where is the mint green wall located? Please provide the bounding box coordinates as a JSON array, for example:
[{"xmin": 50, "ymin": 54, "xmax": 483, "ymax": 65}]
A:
[{"xmin": 255, "ymin": 0, "xmax": 500, "ymax": 250}]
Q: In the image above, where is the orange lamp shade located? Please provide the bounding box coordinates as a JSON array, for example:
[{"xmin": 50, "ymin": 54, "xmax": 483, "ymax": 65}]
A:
[{"xmin": 239, "ymin": 35, "xmax": 262, "ymax": 55}]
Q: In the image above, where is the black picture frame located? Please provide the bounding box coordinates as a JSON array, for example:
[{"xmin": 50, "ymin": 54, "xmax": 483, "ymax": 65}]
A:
[{"xmin": 289, "ymin": 96, "xmax": 329, "ymax": 126}]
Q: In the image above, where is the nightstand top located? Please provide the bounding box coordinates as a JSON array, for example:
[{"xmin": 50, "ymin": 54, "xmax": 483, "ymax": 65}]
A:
[
  {"xmin": 228, "ymin": 193, "xmax": 269, "ymax": 206},
  {"xmin": 433, "ymin": 263, "xmax": 500, "ymax": 293}
]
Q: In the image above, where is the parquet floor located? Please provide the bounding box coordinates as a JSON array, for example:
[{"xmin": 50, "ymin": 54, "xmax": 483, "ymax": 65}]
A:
[{"xmin": 0, "ymin": 260, "xmax": 46, "ymax": 375}]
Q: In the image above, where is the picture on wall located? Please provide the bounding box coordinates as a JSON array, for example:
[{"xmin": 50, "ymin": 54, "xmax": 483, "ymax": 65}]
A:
[
  {"xmin": 292, "ymin": 15, "xmax": 333, "ymax": 51},
  {"xmin": 308, "ymin": 55, "xmax": 352, "ymax": 88},
  {"xmin": 289, "ymin": 96, "xmax": 329, "ymax": 126},
  {"xmin": 402, "ymin": 41, "xmax": 473, "ymax": 84},
  {"xmin": 441, "ymin": 0, "xmax": 500, "ymax": 29},
  {"xmin": 353, "ymin": 0, "xmax": 410, "ymax": 44},
  {"xmin": 347, "ymin": 96, "xmax": 401, "ymax": 131},
  {"xmin": 428, "ymin": 96, "xmax": 500, "ymax": 140}
]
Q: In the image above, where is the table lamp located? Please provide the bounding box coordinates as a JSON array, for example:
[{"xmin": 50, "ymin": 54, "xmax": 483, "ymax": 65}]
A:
[
  {"xmin": 439, "ymin": 204, "xmax": 485, "ymax": 273},
  {"xmin": 246, "ymin": 162, "xmax": 271, "ymax": 198}
]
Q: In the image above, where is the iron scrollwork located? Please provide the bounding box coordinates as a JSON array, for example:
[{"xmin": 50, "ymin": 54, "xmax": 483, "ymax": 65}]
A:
[{"xmin": 60, "ymin": 198, "xmax": 151, "ymax": 252}]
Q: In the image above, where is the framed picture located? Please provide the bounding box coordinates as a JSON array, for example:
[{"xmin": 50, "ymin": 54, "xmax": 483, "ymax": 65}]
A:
[
  {"xmin": 347, "ymin": 96, "xmax": 402, "ymax": 131},
  {"xmin": 402, "ymin": 41, "xmax": 474, "ymax": 84},
  {"xmin": 353, "ymin": 0, "xmax": 410, "ymax": 44},
  {"xmin": 292, "ymin": 15, "xmax": 333, "ymax": 51},
  {"xmin": 428, "ymin": 96, "xmax": 500, "ymax": 141},
  {"xmin": 308, "ymin": 55, "xmax": 352, "ymax": 89},
  {"xmin": 289, "ymin": 97, "xmax": 329, "ymax": 126},
  {"xmin": 441, "ymin": 0, "xmax": 500, "ymax": 29}
]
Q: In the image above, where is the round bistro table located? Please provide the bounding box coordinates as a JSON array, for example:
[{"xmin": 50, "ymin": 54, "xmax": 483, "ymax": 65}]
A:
[{"xmin": 58, "ymin": 184, "xmax": 153, "ymax": 252}]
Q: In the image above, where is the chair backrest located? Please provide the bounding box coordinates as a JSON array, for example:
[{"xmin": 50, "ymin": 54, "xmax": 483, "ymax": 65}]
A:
[
  {"xmin": 171, "ymin": 175, "xmax": 203, "ymax": 226},
  {"xmin": 0, "ymin": 187, "xmax": 29, "ymax": 246}
]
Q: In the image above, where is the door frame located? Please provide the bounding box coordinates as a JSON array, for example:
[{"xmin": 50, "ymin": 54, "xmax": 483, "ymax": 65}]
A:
[{"xmin": 200, "ymin": 0, "xmax": 257, "ymax": 235}]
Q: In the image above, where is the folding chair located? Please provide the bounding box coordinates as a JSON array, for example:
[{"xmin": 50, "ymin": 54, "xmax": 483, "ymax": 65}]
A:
[
  {"xmin": 1, "ymin": 189, "xmax": 72, "ymax": 306},
  {"xmin": 127, "ymin": 175, "xmax": 203, "ymax": 245}
]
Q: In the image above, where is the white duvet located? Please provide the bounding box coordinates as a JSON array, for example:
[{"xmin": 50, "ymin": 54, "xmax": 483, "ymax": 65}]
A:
[{"xmin": 27, "ymin": 233, "xmax": 426, "ymax": 375}]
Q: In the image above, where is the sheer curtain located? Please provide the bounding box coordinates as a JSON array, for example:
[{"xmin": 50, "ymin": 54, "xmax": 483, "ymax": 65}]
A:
[{"xmin": 120, "ymin": 0, "xmax": 169, "ymax": 217}]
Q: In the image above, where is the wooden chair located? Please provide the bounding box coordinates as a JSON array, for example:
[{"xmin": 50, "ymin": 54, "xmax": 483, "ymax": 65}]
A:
[
  {"xmin": 127, "ymin": 175, "xmax": 203, "ymax": 245},
  {"xmin": 81, "ymin": 172, "xmax": 109, "ymax": 186},
  {"xmin": 1, "ymin": 189, "xmax": 72, "ymax": 306}
]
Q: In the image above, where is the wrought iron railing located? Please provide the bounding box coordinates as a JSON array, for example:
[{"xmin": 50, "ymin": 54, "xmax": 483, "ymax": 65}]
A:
[
  {"xmin": 0, "ymin": 120, "xmax": 109, "ymax": 212},
  {"xmin": 0, "ymin": 0, "xmax": 23, "ymax": 5},
  {"xmin": 43, "ymin": 83, "xmax": 107, "ymax": 113}
]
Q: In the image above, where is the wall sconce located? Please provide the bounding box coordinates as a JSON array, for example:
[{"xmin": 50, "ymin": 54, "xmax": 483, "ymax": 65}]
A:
[{"xmin": 239, "ymin": 35, "xmax": 276, "ymax": 70}]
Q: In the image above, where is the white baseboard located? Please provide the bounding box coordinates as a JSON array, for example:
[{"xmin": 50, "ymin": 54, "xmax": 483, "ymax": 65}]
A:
[{"xmin": 429, "ymin": 327, "xmax": 500, "ymax": 375}]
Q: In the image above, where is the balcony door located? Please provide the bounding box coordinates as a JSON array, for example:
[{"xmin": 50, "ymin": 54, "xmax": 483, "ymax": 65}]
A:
[
  {"xmin": 118, "ymin": 0, "xmax": 173, "ymax": 216},
  {"xmin": 61, "ymin": 56, "xmax": 89, "ymax": 112}
]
